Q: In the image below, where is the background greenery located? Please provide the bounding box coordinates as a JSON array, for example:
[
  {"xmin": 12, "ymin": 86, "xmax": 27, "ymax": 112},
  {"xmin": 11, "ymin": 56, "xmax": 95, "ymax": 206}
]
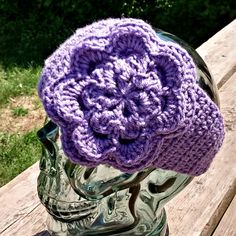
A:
[
  {"xmin": 0, "ymin": 0, "xmax": 235, "ymax": 186},
  {"xmin": 0, "ymin": 0, "xmax": 235, "ymax": 67},
  {"xmin": 0, "ymin": 130, "xmax": 41, "ymax": 186}
]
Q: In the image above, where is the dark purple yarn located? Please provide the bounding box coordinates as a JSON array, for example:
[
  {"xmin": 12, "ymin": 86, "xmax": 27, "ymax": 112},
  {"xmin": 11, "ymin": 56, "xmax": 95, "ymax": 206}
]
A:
[{"xmin": 38, "ymin": 18, "xmax": 225, "ymax": 175}]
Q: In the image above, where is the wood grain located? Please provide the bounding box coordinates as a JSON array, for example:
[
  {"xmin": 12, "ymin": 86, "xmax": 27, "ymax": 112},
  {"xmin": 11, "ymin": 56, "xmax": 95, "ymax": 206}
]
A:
[
  {"xmin": 213, "ymin": 196, "xmax": 236, "ymax": 236},
  {"xmin": 1, "ymin": 204, "xmax": 48, "ymax": 236},
  {"xmin": 0, "ymin": 163, "xmax": 41, "ymax": 234},
  {"xmin": 197, "ymin": 19, "xmax": 236, "ymax": 87}
]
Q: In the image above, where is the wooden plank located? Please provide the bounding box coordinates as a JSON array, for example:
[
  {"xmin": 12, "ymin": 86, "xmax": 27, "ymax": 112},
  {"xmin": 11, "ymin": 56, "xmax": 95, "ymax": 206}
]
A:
[
  {"xmin": 0, "ymin": 162, "xmax": 41, "ymax": 234},
  {"xmin": 197, "ymin": 19, "xmax": 236, "ymax": 87},
  {"xmin": 166, "ymin": 73, "xmax": 236, "ymax": 236},
  {"xmin": 213, "ymin": 196, "xmax": 236, "ymax": 236},
  {"xmin": 1, "ymin": 204, "xmax": 48, "ymax": 236},
  {"xmin": 0, "ymin": 20, "xmax": 236, "ymax": 236}
]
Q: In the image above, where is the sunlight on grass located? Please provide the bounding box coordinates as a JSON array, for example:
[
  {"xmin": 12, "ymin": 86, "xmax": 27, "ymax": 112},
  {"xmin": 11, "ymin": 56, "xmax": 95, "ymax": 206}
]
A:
[
  {"xmin": 0, "ymin": 130, "xmax": 41, "ymax": 187},
  {"xmin": 0, "ymin": 65, "xmax": 41, "ymax": 107},
  {"xmin": 0, "ymin": 63, "xmax": 43, "ymax": 186},
  {"xmin": 11, "ymin": 107, "xmax": 29, "ymax": 117}
]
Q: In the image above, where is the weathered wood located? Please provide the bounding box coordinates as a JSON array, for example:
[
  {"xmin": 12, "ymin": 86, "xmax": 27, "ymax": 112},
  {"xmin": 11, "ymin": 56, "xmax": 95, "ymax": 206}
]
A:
[
  {"xmin": 197, "ymin": 19, "xmax": 236, "ymax": 87},
  {"xmin": 1, "ymin": 204, "xmax": 48, "ymax": 236},
  {"xmin": 166, "ymin": 73, "xmax": 236, "ymax": 236},
  {"xmin": 213, "ymin": 196, "xmax": 236, "ymax": 236},
  {"xmin": 0, "ymin": 163, "xmax": 41, "ymax": 234},
  {"xmin": 0, "ymin": 20, "xmax": 236, "ymax": 236}
]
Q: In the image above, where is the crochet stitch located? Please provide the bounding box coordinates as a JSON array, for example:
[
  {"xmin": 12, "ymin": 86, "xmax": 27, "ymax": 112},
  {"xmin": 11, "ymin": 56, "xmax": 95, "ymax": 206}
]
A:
[{"xmin": 38, "ymin": 18, "xmax": 225, "ymax": 176}]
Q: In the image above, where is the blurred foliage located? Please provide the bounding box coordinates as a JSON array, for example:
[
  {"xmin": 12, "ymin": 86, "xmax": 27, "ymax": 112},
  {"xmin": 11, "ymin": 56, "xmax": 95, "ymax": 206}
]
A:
[{"xmin": 0, "ymin": 0, "xmax": 235, "ymax": 67}]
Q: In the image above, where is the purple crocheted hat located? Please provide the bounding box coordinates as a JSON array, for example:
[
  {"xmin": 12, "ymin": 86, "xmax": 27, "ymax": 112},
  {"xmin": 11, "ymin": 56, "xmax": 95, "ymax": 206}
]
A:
[{"xmin": 38, "ymin": 18, "xmax": 225, "ymax": 176}]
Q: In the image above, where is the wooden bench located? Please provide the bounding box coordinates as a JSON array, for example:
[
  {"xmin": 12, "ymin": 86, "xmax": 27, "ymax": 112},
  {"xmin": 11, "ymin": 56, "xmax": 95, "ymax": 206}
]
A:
[{"xmin": 0, "ymin": 19, "xmax": 236, "ymax": 236}]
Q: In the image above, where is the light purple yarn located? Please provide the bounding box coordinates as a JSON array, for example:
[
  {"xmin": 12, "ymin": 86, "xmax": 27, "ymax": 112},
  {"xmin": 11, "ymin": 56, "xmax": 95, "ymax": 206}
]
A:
[{"xmin": 38, "ymin": 18, "xmax": 225, "ymax": 176}]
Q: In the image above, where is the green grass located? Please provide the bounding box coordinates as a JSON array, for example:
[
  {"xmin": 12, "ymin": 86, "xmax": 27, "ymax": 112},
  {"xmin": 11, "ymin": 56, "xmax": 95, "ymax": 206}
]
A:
[
  {"xmin": 11, "ymin": 107, "xmax": 29, "ymax": 117},
  {"xmin": 0, "ymin": 130, "xmax": 41, "ymax": 187},
  {"xmin": 0, "ymin": 65, "xmax": 41, "ymax": 107},
  {"xmin": 0, "ymin": 63, "xmax": 43, "ymax": 186}
]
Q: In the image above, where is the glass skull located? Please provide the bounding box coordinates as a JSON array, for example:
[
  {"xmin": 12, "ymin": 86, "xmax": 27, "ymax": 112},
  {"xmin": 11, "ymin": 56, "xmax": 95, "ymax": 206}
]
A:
[{"xmin": 37, "ymin": 31, "xmax": 220, "ymax": 236}]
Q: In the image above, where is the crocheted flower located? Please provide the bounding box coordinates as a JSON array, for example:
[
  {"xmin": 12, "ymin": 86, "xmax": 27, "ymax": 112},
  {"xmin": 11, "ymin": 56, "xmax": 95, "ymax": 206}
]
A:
[{"xmin": 38, "ymin": 18, "xmax": 224, "ymax": 174}]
